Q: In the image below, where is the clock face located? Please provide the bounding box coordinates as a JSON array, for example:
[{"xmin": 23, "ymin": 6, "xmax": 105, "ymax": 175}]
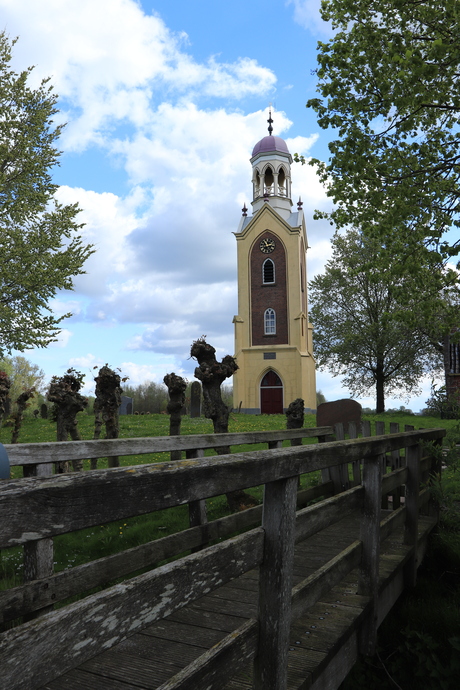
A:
[{"xmin": 260, "ymin": 237, "xmax": 276, "ymax": 254}]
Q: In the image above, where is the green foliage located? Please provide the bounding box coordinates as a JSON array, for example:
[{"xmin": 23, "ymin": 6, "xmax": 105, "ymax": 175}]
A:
[
  {"xmin": 305, "ymin": 0, "xmax": 460, "ymax": 291},
  {"xmin": 0, "ymin": 32, "xmax": 93, "ymax": 355},
  {"xmin": 309, "ymin": 229, "xmax": 442, "ymax": 412},
  {"xmin": 0, "ymin": 355, "xmax": 44, "ymax": 413},
  {"xmin": 423, "ymin": 382, "xmax": 460, "ymax": 420},
  {"xmin": 122, "ymin": 380, "xmax": 169, "ymax": 414},
  {"xmin": 316, "ymin": 389, "xmax": 327, "ymax": 405}
]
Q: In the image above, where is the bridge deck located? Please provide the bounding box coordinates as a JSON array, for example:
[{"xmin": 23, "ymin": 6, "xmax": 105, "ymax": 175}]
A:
[{"xmin": 41, "ymin": 511, "xmax": 436, "ymax": 690}]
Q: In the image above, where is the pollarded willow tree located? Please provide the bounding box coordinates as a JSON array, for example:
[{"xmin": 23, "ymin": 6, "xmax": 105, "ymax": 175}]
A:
[
  {"xmin": 0, "ymin": 33, "xmax": 93, "ymax": 355},
  {"xmin": 309, "ymin": 230, "xmax": 445, "ymax": 412},
  {"xmin": 303, "ymin": 0, "xmax": 460, "ymax": 283}
]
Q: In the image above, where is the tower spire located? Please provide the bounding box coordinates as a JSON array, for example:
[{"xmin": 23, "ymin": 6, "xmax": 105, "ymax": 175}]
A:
[{"xmin": 267, "ymin": 106, "xmax": 273, "ymax": 136}]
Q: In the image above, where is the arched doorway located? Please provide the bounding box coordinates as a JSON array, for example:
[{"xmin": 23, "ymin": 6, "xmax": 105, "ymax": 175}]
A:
[{"xmin": 260, "ymin": 370, "xmax": 283, "ymax": 414}]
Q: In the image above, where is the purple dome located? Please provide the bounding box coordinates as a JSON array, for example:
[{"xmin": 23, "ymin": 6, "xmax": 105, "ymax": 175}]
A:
[{"xmin": 252, "ymin": 135, "xmax": 290, "ymax": 157}]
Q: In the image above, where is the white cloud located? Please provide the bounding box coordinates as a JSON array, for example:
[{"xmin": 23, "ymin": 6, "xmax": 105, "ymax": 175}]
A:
[
  {"xmin": 1, "ymin": 0, "xmax": 276, "ymax": 150},
  {"xmin": 286, "ymin": 0, "xmax": 334, "ymax": 36},
  {"xmin": 68, "ymin": 353, "xmax": 103, "ymax": 370},
  {"xmin": 120, "ymin": 360, "xmax": 187, "ymax": 386},
  {"xmin": 49, "ymin": 329, "xmax": 73, "ymax": 348}
]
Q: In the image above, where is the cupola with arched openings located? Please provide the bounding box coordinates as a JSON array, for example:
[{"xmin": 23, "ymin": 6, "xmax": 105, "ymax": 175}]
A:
[{"xmin": 250, "ymin": 110, "xmax": 293, "ymax": 220}]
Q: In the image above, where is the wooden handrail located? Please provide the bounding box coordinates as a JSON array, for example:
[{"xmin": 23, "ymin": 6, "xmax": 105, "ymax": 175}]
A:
[
  {"xmin": 0, "ymin": 426, "xmax": 446, "ymax": 690},
  {"xmin": 2, "ymin": 426, "xmax": 334, "ymax": 466}
]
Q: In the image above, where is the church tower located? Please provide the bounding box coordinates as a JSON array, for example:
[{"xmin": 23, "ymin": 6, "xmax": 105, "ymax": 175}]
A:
[{"xmin": 233, "ymin": 113, "xmax": 316, "ymax": 414}]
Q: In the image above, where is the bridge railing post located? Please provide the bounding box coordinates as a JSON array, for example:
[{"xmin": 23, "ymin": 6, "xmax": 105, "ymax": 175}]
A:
[
  {"xmin": 358, "ymin": 452, "xmax": 382, "ymax": 655},
  {"xmin": 253, "ymin": 474, "xmax": 298, "ymax": 690},
  {"xmin": 22, "ymin": 461, "xmax": 54, "ymax": 620},
  {"xmin": 186, "ymin": 448, "xmax": 208, "ymax": 552},
  {"xmin": 404, "ymin": 441, "xmax": 421, "ymax": 587}
]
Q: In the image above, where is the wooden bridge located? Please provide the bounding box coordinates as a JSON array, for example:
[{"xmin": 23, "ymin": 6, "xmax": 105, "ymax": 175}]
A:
[{"xmin": 0, "ymin": 422, "xmax": 445, "ymax": 690}]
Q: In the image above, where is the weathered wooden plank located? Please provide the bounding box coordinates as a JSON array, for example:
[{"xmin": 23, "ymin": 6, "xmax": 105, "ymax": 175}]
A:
[
  {"xmin": 141, "ymin": 619, "xmax": 226, "ymax": 649},
  {"xmin": 22, "ymin": 462, "xmax": 54, "ymax": 620},
  {"xmin": 295, "ymin": 486, "xmax": 363, "ymax": 544},
  {"xmin": 380, "ymin": 505, "xmax": 406, "ymax": 542},
  {"xmin": 381, "ymin": 465, "xmax": 408, "ymax": 495},
  {"xmin": 358, "ymin": 454, "xmax": 382, "ymax": 655},
  {"xmin": 0, "ymin": 529, "xmax": 264, "ymax": 690},
  {"xmin": 297, "ymin": 482, "xmax": 334, "ymax": 509},
  {"xmin": 404, "ymin": 441, "xmax": 421, "ymax": 586},
  {"xmin": 253, "ymin": 475, "xmax": 298, "ymax": 690},
  {"xmin": 155, "ymin": 619, "xmax": 258, "ymax": 690},
  {"xmin": 290, "ymin": 541, "xmax": 363, "ymax": 623},
  {"xmin": 327, "ymin": 424, "xmax": 347, "ymax": 494},
  {"xmin": 42, "ymin": 668, "xmax": 141, "ymax": 690},
  {"xmin": 4, "ymin": 427, "xmax": 335, "ymax": 466},
  {"xmin": 0, "ymin": 429, "xmax": 445, "ymax": 548},
  {"xmin": 348, "ymin": 421, "xmax": 361, "ymax": 487}
]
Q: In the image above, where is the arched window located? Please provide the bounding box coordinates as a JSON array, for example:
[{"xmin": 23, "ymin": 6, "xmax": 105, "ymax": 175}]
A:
[
  {"xmin": 263, "ymin": 258, "xmax": 275, "ymax": 284},
  {"xmin": 278, "ymin": 167, "xmax": 286, "ymax": 196},
  {"xmin": 264, "ymin": 308, "xmax": 276, "ymax": 335},
  {"xmin": 264, "ymin": 166, "xmax": 274, "ymax": 195}
]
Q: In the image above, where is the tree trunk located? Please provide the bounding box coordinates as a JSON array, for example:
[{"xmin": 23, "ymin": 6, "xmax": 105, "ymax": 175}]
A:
[
  {"xmin": 47, "ymin": 371, "xmax": 87, "ymax": 472},
  {"xmin": 164, "ymin": 373, "xmax": 187, "ymax": 461},
  {"xmin": 191, "ymin": 338, "xmax": 258, "ymax": 512},
  {"xmin": 375, "ymin": 362, "xmax": 385, "ymax": 414},
  {"xmin": 11, "ymin": 388, "xmax": 36, "ymax": 444},
  {"xmin": 93, "ymin": 366, "xmax": 122, "ymax": 469}
]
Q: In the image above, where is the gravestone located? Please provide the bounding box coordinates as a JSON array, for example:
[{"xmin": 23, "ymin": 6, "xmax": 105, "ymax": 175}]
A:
[
  {"xmin": 190, "ymin": 381, "xmax": 201, "ymax": 418},
  {"xmin": 119, "ymin": 395, "xmax": 134, "ymax": 415},
  {"xmin": 316, "ymin": 399, "xmax": 362, "ymax": 434}
]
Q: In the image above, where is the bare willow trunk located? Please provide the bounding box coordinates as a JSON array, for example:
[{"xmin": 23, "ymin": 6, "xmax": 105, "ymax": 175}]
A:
[
  {"xmin": 47, "ymin": 370, "xmax": 88, "ymax": 472},
  {"xmin": 11, "ymin": 388, "xmax": 36, "ymax": 444},
  {"xmin": 0, "ymin": 371, "xmax": 11, "ymax": 429},
  {"xmin": 92, "ymin": 366, "xmax": 122, "ymax": 469},
  {"xmin": 191, "ymin": 338, "xmax": 258, "ymax": 512},
  {"xmin": 164, "ymin": 373, "xmax": 187, "ymax": 461}
]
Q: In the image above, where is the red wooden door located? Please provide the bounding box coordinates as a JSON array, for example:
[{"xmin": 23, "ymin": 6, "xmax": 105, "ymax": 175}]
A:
[{"xmin": 260, "ymin": 371, "xmax": 283, "ymax": 414}]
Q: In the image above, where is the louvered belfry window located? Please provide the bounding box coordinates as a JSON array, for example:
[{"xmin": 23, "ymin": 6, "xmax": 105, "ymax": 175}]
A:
[{"xmin": 263, "ymin": 259, "xmax": 275, "ymax": 284}]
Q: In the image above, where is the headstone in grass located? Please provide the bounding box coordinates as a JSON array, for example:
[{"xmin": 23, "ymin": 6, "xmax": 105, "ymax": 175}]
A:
[
  {"xmin": 119, "ymin": 395, "xmax": 133, "ymax": 415},
  {"xmin": 317, "ymin": 399, "xmax": 362, "ymax": 435},
  {"xmin": 190, "ymin": 381, "xmax": 201, "ymax": 418},
  {"xmin": 164, "ymin": 373, "xmax": 187, "ymax": 461},
  {"xmin": 47, "ymin": 369, "xmax": 88, "ymax": 472},
  {"xmin": 191, "ymin": 337, "xmax": 258, "ymax": 512}
]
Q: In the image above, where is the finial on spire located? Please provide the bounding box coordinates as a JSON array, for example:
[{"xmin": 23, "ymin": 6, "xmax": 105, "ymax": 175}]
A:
[
  {"xmin": 297, "ymin": 197, "xmax": 303, "ymax": 210},
  {"xmin": 267, "ymin": 105, "xmax": 273, "ymax": 136},
  {"xmin": 242, "ymin": 203, "xmax": 248, "ymax": 217}
]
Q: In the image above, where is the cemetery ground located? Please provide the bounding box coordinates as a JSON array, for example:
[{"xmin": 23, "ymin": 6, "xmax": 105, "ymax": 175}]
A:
[{"xmin": 1, "ymin": 411, "xmax": 460, "ymax": 688}]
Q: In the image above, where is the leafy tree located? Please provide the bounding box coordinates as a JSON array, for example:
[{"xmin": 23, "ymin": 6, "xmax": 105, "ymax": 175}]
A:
[
  {"xmin": 0, "ymin": 355, "xmax": 45, "ymax": 409},
  {"xmin": 309, "ymin": 230, "xmax": 443, "ymax": 412},
  {"xmin": 0, "ymin": 32, "xmax": 93, "ymax": 355},
  {"xmin": 304, "ymin": 0, "xmax": 460, "ymax": 266},
  {"xmin": 316, "ymin": 390, "xmax": 327, "ymax": 406},
  {"xmin": 122, "ymin": 381, "xmax": 168, "ymax": 414}
]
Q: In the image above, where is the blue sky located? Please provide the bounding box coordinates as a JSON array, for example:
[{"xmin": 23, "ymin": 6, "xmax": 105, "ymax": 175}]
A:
[{"xmin": 0, "ymin": 0, "xmax": 441, "ymax": 410}]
